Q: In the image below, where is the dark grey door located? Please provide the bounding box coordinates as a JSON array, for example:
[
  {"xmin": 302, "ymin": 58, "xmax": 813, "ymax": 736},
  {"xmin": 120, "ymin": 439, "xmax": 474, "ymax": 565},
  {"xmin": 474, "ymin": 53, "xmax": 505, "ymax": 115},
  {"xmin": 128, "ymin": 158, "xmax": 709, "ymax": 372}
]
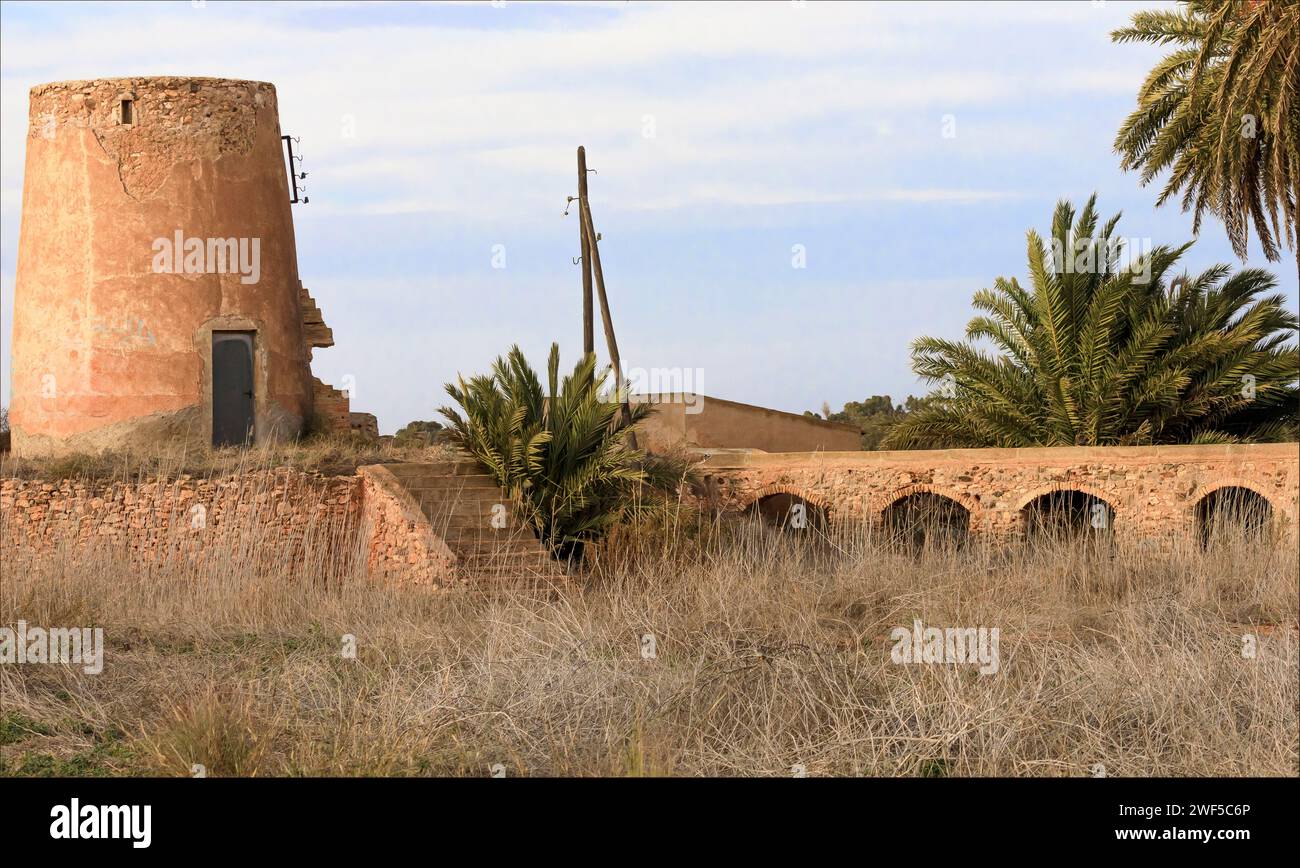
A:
[{"xmin": 212, "ymin": 333, "xmax": 255, "ymax": 447}]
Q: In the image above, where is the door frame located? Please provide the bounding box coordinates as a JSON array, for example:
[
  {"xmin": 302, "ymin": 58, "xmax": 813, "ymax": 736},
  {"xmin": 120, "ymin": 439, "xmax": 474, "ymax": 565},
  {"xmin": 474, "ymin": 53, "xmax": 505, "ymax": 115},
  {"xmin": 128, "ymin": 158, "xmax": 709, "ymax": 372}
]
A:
[
  {"xmin": 211, "ymin": 331, "xmax": 256, "ymax": 447},
  {"xmin": 197, "ymin": 316, "xmax": 266, "ymax": 448}
]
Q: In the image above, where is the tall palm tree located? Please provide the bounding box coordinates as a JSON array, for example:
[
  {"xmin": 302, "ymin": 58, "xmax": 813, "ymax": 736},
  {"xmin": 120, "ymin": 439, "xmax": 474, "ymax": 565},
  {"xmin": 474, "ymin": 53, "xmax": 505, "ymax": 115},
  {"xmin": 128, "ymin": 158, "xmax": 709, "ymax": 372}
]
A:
[
  {"xmin": 1113, "ymin": 0, "xmax": 1300, "ymax": 282},
  {"xmin": 883, "ymin": 196, "xmax": 1298, "ymax": 449},
  {"xmin": 440, "ymin": 344, "xmax": 689, "ymax": 556}
]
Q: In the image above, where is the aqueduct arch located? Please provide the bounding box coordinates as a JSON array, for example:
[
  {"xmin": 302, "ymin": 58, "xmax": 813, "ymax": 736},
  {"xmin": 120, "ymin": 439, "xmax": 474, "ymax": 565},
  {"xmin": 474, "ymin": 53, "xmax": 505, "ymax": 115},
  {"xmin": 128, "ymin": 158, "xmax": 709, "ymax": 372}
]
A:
[
  {"xmin": 1014, "ymin": 483, "xmax": 1118, "ymax": 542},
  {"xmin": 693, "ymin": 443, "xmax": 1299, "ymax": 548},
  {"xmin": 880, "ymin": 490, "xmax": 972, "ymax": 551},
  {"xmin": 744, "ymin": 485, "xmax": 832, "ymax": 533},
  {"xmin": 875, "ymin": 483, "xmax": 981, "ymax": 521},
  {"xmin": 1192, "ymin": 483, "xmax": 1277, "ymax": 548}
]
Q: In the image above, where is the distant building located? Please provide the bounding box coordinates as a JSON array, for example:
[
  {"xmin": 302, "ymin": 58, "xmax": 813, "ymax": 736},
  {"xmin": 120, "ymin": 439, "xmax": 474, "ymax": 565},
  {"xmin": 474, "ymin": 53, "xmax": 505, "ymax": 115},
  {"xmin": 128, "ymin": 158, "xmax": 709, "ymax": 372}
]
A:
[{"xmin": 632, "ymin": 394, "xmax": 861, "ymax": 453}]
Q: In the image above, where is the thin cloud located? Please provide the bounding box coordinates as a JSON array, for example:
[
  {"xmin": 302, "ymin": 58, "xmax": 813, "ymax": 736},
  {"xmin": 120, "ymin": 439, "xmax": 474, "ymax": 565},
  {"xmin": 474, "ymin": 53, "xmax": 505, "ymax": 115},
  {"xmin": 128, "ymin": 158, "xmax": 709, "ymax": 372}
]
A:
[{"xmin": 2, "ymin": 0, "xmax": 1271, "ymax": 430}]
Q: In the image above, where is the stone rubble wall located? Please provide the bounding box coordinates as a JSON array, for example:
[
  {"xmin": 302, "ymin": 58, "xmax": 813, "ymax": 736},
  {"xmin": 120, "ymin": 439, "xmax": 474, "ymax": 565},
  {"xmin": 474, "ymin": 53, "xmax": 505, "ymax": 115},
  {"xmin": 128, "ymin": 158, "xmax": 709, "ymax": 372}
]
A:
[
  {"xmin": 0, "ymin": 466, "xmax": 455, "ymax": 588},
  {"xmin": 356, "ymin": 465, "xmax": 457, "ymax": 587},
  {"xmin": 3, "ymin": 444, "xmax": 1295, "ymax": 586},
  {"xmin": 0, "ymin": 469, "xmax": 361, "ymax": 570}
]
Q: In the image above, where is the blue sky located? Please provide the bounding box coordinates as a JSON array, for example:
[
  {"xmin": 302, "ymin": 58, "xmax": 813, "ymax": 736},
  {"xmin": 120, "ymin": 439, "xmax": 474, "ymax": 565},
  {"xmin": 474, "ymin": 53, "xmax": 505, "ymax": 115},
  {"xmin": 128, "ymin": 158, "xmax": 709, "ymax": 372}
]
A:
[{"xmin": 2, "ymin": 0, "xmax": 1296, "ymax": 433}]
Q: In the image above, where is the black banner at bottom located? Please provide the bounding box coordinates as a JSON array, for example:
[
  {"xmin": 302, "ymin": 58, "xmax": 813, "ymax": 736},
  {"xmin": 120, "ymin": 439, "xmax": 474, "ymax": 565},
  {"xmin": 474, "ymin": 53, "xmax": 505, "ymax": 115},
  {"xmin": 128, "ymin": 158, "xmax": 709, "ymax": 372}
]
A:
[{"xmin": 8, "ymin": 776, "xmax": 1294, "ymax": 854}]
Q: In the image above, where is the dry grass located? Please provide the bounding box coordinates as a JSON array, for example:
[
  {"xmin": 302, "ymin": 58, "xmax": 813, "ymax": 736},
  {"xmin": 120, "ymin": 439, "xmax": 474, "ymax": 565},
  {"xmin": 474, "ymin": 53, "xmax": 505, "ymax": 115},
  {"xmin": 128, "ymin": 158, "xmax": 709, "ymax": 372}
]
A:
[
  {"xmin": 1, "ymin": 504, "xmax": 1296, "ymax": 777},
  {"xmin": 0, "ymin": 434, "xmax": 457, "ymax": 482}
]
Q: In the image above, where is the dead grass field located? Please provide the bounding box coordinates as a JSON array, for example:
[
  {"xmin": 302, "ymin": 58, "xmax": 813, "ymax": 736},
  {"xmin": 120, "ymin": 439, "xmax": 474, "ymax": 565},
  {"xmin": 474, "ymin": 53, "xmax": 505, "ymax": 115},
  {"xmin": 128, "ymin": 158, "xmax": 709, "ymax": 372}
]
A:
[
  {"xmin": 1, "ymin": 500, "xmax": 1296, "ymax": 777},
  {"xmin": 0, "ymin": 434, "xmax": 457, "ymax": 482}
]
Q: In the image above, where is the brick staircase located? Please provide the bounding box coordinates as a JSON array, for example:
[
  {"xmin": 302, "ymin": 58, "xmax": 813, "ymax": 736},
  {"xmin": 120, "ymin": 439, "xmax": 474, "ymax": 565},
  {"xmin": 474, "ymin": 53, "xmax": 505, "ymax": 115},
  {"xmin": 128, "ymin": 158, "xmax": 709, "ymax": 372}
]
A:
[{"xmin": 383, "ymin": 461, "xmax": 567, "ymax": 580}]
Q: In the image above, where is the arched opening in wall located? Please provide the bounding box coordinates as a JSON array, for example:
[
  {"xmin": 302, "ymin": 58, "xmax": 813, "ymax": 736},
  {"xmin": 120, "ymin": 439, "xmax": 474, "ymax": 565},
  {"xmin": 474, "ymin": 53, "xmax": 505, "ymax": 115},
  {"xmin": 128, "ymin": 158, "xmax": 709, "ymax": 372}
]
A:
[
  {"xmin": 881, "ymin": 492, "xmax": 969, "ymax": 553},
  {"xmin": 1196, "ymin": 487, "xmax": 1273, "ymax": 549},
  {"xmin": 748, "ymin": 493, "xmax": 828, "ymax": 535},
  {"xmin": 1021, "ymin": 490, "xmax": 1115, "ymax": 545}
]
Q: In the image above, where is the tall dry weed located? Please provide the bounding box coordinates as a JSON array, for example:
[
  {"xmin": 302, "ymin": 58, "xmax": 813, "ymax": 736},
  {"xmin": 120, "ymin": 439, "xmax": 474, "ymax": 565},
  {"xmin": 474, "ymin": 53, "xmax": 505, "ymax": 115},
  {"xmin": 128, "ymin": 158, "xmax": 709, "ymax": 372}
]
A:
[{"xmin": 2, "ymin": 497, "xmax": 1295, "ymax": 776}]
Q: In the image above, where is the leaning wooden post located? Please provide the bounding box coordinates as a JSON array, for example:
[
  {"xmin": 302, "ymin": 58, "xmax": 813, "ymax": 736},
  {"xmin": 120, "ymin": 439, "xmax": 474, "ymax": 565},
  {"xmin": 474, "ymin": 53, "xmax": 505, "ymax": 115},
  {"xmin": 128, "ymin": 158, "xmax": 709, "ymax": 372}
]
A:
[
  {"xmin": 577, "ymin": 146, "xmax": 595, "ymax": 362},
  {"xmin": 578, "ymin": 196, "xmax": 638, "ymax": 450}
]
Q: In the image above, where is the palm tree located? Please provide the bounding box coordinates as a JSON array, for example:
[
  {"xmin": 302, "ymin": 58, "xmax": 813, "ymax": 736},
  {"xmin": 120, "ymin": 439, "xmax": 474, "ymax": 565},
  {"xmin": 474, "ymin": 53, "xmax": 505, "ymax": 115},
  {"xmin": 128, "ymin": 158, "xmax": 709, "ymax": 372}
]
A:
[
  {"xmin": 439, "ymin": 344, "xmax": 689, "ymax": 558},
  {"xmin": 1113, "ymin": 0, "xmax": 1300, "ymax": 283},
  {"xmin": 883, "ymin": 196, "xmax": 1298, "ymax": 449}
]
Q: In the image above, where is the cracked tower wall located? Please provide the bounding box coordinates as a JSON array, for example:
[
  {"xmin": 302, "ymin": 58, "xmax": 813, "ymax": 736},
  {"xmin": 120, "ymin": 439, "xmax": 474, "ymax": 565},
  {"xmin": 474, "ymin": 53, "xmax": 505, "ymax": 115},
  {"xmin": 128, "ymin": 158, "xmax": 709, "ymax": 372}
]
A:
[{"xmin": 9, "ymin": 76, "xmax": 314, "ymax": 456}]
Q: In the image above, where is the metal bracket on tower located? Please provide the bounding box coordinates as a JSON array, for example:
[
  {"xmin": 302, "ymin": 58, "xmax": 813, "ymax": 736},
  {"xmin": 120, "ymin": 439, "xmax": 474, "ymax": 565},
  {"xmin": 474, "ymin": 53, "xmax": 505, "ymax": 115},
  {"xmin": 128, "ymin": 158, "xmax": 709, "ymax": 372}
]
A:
[{"xmin": 282, "ymin": 135, "xmax": 310, "ymax": 204}]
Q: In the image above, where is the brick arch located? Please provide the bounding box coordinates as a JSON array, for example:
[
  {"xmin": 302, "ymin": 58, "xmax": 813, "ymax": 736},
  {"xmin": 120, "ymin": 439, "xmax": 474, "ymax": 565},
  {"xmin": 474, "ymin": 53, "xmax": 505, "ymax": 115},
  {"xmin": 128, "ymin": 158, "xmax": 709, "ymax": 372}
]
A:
[
  {"xmin": 873, "ymin": 483, "xmax": 981, "ymax": 520},
  {"xmin": 1012, "ymin": 481, "xmax": 1120, "ymax": 514},
  {"xmin": 1187, "ymin": 477, "xmax": 1279, "ymax": 512},
  {"xmin": 742, "ymin": 483, "xmax": 835, "ymax": 518},
  {"xmin": 1013, "ymin": 481, "xmax": 1123, "ymax": 538},
  {"xmin": 1186, "ymin": 477, "xmax": 1291, "ymax": 534},
  {"xmin": 876, "ymin": 484, "xmax": 980, "ymax": 541}
]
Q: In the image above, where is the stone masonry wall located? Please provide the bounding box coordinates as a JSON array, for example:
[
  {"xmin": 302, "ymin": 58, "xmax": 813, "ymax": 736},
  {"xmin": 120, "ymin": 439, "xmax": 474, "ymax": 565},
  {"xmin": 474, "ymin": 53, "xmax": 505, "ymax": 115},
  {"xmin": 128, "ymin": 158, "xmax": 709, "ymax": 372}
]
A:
[
  {"xmin": 3, "ymin": 444, "xmax": 1295, "ymax": 586},
  {"xmin": 0, "ymin": 466, "xmax": 455, "ymax": 587},
  {"xmin": 696, "ymin": 442, "xmax": 1300, "ymax": 544},
  {"xmin": 356, "ymin": 465, "xmax": 456, "ymax": 587},
  {"xmin": 1, "ymin": 469, "xmax": 360, "ymax": 568}
]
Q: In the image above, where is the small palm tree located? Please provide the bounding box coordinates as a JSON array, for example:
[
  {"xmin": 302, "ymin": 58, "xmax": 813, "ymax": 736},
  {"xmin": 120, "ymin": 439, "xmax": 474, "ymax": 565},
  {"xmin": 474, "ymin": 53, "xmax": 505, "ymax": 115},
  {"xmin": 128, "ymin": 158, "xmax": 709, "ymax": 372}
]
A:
[
  {"xmin": 884, "ymin": 196, "xmax": 1299, "ymax": 449},
  {"xmin": 1113, "ymin": 0, "xmax": 1300, "ymax": 282},
  {"xmin": 439, "ymin": 344, "xmax": 689, "ymax": 558}
]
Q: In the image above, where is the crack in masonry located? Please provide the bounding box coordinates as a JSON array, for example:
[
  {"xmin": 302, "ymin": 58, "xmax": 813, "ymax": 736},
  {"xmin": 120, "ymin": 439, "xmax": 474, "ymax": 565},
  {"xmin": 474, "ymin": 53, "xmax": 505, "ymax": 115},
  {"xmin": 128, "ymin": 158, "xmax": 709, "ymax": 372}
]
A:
[{"xmin": 91, "ymin": 128, "xmax": 139, "ymax": 203}]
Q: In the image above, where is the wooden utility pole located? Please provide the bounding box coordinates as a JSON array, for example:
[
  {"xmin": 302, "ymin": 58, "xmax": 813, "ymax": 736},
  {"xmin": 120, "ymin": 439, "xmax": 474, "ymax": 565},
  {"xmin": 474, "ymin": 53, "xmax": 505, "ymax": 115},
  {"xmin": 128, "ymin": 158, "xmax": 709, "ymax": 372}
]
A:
[
  {"xmin": 577, "ymin": 146, "xmax": 595, "ymax": 359},
  {"xmin": 577, "ymin": 170, "xmax": 637, "ymax": 449}
]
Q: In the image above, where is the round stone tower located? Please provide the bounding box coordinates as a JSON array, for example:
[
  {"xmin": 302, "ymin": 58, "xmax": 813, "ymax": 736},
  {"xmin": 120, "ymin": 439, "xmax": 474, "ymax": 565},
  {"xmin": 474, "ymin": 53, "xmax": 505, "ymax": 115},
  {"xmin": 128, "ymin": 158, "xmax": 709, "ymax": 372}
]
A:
[{"xmin": 9, "ymin": 76, "xmax": 315, "ymax": 456}]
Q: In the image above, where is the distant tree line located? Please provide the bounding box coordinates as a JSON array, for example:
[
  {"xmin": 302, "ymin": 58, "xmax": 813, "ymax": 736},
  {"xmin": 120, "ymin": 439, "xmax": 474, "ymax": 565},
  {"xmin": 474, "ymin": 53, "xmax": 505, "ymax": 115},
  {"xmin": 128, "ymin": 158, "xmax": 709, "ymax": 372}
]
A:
[{"xmin": 804, "ymin": 395, "xmax": 936, "ymax": 450}]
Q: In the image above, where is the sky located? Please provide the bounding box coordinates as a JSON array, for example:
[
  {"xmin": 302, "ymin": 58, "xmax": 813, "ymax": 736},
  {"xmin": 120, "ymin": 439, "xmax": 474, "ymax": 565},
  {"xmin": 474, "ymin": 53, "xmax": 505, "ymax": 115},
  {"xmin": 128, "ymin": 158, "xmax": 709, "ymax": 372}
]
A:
[{"xmin": 1, "ymin": 0, "xmax": 1296, "ymax": 434}]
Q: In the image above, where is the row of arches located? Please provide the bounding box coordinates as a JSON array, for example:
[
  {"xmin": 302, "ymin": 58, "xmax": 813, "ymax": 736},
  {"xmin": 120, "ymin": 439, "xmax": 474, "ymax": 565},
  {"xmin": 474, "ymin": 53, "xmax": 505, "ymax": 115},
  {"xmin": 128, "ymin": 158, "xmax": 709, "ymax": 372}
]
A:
[{"xmin": 746, "ymin": 485, "xmax": 1277, "ymax": 550}]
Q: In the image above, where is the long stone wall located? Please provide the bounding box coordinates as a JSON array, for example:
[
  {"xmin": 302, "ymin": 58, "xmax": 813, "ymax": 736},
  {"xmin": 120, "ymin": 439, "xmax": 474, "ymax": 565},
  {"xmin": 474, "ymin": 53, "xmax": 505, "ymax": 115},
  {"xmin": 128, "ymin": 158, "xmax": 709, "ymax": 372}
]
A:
[
  {"xmin": 0, "ymin": 464, "xmax": 547, "ymax": 587},
  {"xmin": 694, "ymin": 442, "xmax": 1300, "ymax": 544},
  {"xmin": 3, "ymin": 444, "xmax": 1295, "ymax": 583},
  {"xmin": 0, "ymin": 469, "xmax": 361, "ymax": 569},
  {"xmin": 0, "ymin": 468, "xmax": 457, "ymax": 585}
]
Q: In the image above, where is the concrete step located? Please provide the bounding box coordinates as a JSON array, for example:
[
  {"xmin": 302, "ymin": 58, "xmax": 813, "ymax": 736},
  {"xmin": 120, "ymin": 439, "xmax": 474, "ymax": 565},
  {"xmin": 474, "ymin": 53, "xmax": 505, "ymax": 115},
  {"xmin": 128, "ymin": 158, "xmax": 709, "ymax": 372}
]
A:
[
  {"xmin": 404, "ymin": 486, "xmax": 503, "ymax": 503},
  {"xmin": 444, "ymin": 529, "xmax": 543, "ymax": 546},
  {"xmin": 456, "ymin": 559, "xmax": 568, "ymax": 579},
  {"xmin": 434, "ymin": 523, "xmax": 545, "ymax": 548},
  {"xmin": 440, "ymin": 528, "xmax": 540, "ymax": 546},
  {"xmin": 457, "ymin": 547, "xmax": 553, "ymax": 564},
  {"xmin": 413, "ymin": 497, "xmax": 512, "ymax": 522},
  {"xmin": 452, "ymin": 550, "xmax": 551, "ymax": 566},
  {"xmin": 452, "ymin": 549, "xmax": 550, "ymax": 564},
  {"xmin": 426, "ymin": 511, "xmax": 527, "ymax": 524},
  {"xmin": 407, "ymin": 485, "xmax": 506, "ymax": 500},
  {"xmin": 398, "ymin": 475, "xmax": 501, "ymax": 491},
  {"xmin": 387, "ymin": 461, "xmax": 488, "ymax": 480},
  {"xmin": 414, "ymin": 496, "xmax": 509, "ymax": 515}
]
